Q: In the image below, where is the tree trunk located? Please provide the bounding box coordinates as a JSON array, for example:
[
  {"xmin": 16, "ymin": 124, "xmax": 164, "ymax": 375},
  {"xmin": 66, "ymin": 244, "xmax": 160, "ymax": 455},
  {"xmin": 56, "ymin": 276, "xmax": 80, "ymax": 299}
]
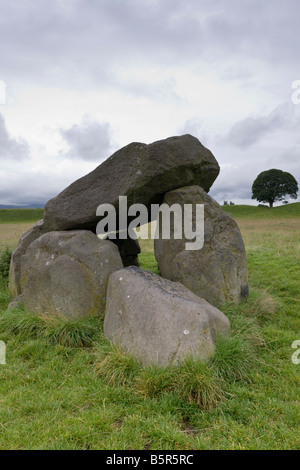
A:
[{"xmin": 269, "ymin": 201, "xmax": 274, "ymax": 208}]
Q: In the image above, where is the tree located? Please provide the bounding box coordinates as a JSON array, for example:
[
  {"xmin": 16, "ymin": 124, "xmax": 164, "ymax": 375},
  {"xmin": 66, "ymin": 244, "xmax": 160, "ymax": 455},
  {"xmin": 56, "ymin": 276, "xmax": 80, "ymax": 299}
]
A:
[{"xmin": 252, "ymin": 169, "xmax": 298, "ymax": 208}]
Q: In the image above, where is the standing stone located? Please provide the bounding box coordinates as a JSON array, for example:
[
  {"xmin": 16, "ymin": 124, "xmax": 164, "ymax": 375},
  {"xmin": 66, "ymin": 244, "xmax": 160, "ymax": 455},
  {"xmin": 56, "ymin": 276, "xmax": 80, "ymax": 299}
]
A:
[
  {"xmin": 43, "ymin": 135, "xmax": 220, "ymax": 232},
  {"xmin": 104, "ymin": 266, "xmax": 230, "ymax": 366},
  {"xmin": 9, "ymin": 219, "xmax": 45, "ymax": 298},
  {"xmin": 20, "ymin": 230, "xmax": 123, "ymax": 319},
  {"xmin": 154, "ymin": 186, "xmax": 248, "ymax": 307}
]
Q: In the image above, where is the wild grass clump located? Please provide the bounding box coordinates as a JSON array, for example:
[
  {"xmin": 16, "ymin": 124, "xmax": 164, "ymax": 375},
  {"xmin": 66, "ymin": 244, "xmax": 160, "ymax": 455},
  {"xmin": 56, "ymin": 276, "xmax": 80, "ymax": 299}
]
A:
[
  {"xmin": 174, "ymin": 358, "xmax": 224, "ymax": 410},
  {"xmin": 210, "ymin": 313, "xmax": 265, "ymax": 382},
  {"xmin": 135, "ymin": 358, "xmax": 224, "ymax": 410},
  {"xmin": 0, "ymin": 307, "xmax": 102, "ymax": 348},
  {"xmin": 0, "ymin": 295, "xmax": 266, "ymax": 412},
  {"xmin": 135, "ymin": 365, "xmax": 177, "ymax": 397},
  {"xmin": 42, "ymin": 315, "xmax": 102, "ymax": 348},
  {"xmin": 2, "ymin": 308, "xmax": 43, "ymax": 337},
  {"xmin": 211, "ymin": 334, "xmax": 255, "ymax": 382},
  {"xmin": 222, "ymin": 289, "xmax": 279, "ymax": 325},
  {"xmin": 95, "ymin": 342, "xmax": 224, "ymax": 410},
  {"xmin": 92, "ymin": 309, "xmax": 266, "ymax": 409},
  {"xmin": 245, "ymin": 289, "xmax": 279, "ymax": 322},
  {"xmin": 0, "ymin": 246, "xmax": 12, "ymax": 283},
  {"xmin": 135, "ymin": 357, "xmax": 224, "ymax": 410},
  {"xmin": 229, "ymin": 313, "xmax": 266, "ymax": 348},
  {"xmin": 94, "ymin": 341, "xmax": 141, "ymax": 386}
]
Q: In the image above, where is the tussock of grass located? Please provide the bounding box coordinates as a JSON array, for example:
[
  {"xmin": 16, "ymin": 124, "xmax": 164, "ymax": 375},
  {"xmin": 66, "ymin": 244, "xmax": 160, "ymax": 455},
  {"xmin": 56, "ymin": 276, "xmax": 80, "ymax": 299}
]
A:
[
  {"xmin": 43, "ymin": 315, "xmax": 102, "ymax": 348},
  {"xmin": 94, "ymin": 341, "xmax": 141, "ymax": 386},
  {"xmin": 135, "ymin": 365, "xmax": 176, "ymax": 397},
  {"xmin": 211, "ymin": 334, "xmax": 256, "ymax": 382},
  {"xmin": 92, "ymin": 306, "xmax": 267, "ymax": 410},
  {"xmin": 0, "ymin": 308, "xmax": 102, "ymax": 348},
  {"xmin": 95, "ymin": 345, "xmax": 226, "ymax": 410},
  {"xmin": 223, "ymin": 289, "xmax": 279, "ymax": 326},
  {"xmin": 245, "ymin": 289, "xmax": 279, "ymax": 322},
  {"xmin": 209, "ymin": 310, "xmax": 266, "ymax": 383},
  {"xmin": 229, "ymin": 314, "xmax": 266, "ymax": 349},
  {"xmin": 135, "ymin": 360, "xmax": 224, "ymax": 410},
  {"xmin": 174, "ymin": 358, "xmax": 224, "ymax": 410}
]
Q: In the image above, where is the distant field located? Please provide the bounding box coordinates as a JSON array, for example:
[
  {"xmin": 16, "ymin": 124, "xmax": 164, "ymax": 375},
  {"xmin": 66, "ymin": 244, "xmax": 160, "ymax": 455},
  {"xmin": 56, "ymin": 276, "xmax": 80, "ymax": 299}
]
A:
[
  {"xmin": 0, "ymin": 209, "xmax": 44, "ymax": 224},
  {"xmin": 0, "ymin": 204, "xmax": 299, "ymax": 251},
  {"xmin": 0, "ymin": 224, "xmax": 38, "ymax": 249},
  {"xmin": 223, "ymin": 202, "xmax": 300, "ymax": 219},
  {"xmin": 0, "ymin": 209, "xmax": 43, "ymax": 248},
  {"xmin": 1, "ymin": 203, "xmax": 299, "ymax": 225}
]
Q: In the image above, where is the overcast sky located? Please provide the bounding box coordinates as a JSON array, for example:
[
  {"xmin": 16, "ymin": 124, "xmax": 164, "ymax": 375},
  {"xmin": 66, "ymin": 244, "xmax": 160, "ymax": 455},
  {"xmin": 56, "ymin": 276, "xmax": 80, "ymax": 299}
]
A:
[{"xmin": 0, "ymin": 0, "xmax": 300, "ymax": 206}]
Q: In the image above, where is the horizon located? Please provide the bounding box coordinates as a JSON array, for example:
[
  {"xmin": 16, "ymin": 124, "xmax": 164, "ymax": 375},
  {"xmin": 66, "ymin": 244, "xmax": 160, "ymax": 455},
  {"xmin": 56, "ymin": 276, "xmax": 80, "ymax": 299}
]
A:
[{"xmin": 1, "ymin": 201, "xmax": 300, "ymax": 210}]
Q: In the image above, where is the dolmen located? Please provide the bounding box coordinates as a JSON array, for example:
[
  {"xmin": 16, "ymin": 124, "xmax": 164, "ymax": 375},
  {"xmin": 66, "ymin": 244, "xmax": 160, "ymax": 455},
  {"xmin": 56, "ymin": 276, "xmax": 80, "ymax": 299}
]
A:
[{"xmin": 8, "ymin": 134, "xmax": 248, "ymax": 365}]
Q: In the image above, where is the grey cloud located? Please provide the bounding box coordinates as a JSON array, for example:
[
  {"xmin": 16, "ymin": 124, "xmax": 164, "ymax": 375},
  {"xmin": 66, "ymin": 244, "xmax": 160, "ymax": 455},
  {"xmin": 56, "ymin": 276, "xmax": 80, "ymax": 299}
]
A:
[
  {"xmin": 177, "ymin": 117, "xmax": 203, "ymax": 137},
  {"xmin": 0, "ymin": 162, "xmax": 94, "ymax": 206},
  {"xmin": 176, "ymin": 118, "xmax": 211, "ymax": 148},
  {"xmin": 0, "ymin": 170, "xmax": 60, "ymax": 206},
  {"xmin": 60, "ymin": 117, "xmax": 115, "ymax": 161},
  {"xmin": 209, "ymin": 139, "xmax": 300, "ymax": 204},
  {"xmin": 262, "ymin": 149, "xmax": 300, "ymax": 191},
  {"xmin": 210, "ymin": 167, "xmax": 253, "ymax": 203},
  {"xmin": 0, "ymin": 113, "xmax": 30, "ymax": 160},
  {"xmin": 221, "ymin": 65, "xmax": 254, "ymax": 81},
  {"xmin": 202, "ymin": 0, "xmax": 300, "ymax": 65},
  {"xmin": 1, "ymin": 0, "xmax": 300, "ymax": 92},
  {"xmin": 227, "ymin": 103, "xmax": 296, "ymax": 147},
  {"xmin": 114, "ymin": 77, "xmax": 182, "ymax": 103},
  {"xmin": 0, "ymin": 0, "xmax": 203, "ymax": 86}
]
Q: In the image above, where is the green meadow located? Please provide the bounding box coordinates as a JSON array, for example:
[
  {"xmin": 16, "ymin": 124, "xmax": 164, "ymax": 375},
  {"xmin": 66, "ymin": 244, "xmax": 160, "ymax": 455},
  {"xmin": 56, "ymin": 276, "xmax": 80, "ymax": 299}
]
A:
[
  {"xmin": 0, "ymin": 205, "xmax": 299, "ymax": 450},
  {"xmin": 0, "ymin": 208, "xmax": 44, "ymax": 224}
]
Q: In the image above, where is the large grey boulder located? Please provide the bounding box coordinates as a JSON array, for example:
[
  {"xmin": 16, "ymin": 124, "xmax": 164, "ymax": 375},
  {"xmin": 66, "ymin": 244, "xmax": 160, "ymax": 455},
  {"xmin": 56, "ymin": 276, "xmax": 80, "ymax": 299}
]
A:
[
  {"xmin": 154, "ymin": 186, "xmax": 248, "ymax": 307},
  {"xmin": 20, "ymin": 230, "xmax": 123, "ymax": 319},
  {"xmin": 43, "ymin": 135, "xmax": 220, "ymax": 232},
  {"xmin": 104, "ymin": 266, "xmax": 230, "ymax": 366},
  {"xmin": 9, "ymin": 219, "xmax": 45, "ymax": 298}
]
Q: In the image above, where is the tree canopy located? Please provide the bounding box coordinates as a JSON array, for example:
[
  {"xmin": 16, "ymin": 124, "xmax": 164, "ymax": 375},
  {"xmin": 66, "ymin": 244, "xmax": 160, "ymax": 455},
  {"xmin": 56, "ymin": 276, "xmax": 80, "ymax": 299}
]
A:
[{"xmin": 251, "ymin": 169, "xmax": 298, "ymax": 208}]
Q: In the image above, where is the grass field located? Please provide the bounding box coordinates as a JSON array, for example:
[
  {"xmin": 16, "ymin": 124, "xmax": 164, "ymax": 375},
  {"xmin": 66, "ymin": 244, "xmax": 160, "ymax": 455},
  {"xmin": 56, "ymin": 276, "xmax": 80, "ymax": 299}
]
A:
[
  {"xmin": 0, "ymin": 209, "xmax": 44, "ymax": 224},
  {"xmin": 0, "ymin": 205, "xmax": 299, "ymax": 450},
  {"xmin": 0, "ymin": 208, "xmax": 44, "ymax": 249}
]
